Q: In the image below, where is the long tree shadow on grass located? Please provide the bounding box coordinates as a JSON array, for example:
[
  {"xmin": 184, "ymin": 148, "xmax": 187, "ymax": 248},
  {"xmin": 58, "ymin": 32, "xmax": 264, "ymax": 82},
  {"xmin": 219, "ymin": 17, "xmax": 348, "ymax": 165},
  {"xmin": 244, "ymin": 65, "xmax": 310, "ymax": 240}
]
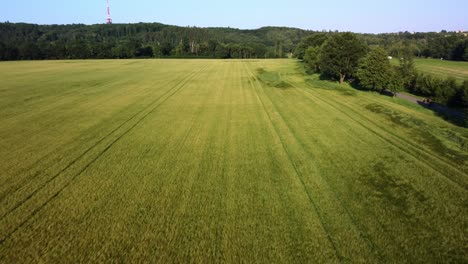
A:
[
  {"xmin": 348, "ymin": 79, "xmax": 467, "ymax": 128},
  {"xmin": 256, "ymin": 68, "xmax": 293, "ymax": 89},
  {"xmin": 417, "ymin": 101, "xmax": 467, "ymax": 128}
]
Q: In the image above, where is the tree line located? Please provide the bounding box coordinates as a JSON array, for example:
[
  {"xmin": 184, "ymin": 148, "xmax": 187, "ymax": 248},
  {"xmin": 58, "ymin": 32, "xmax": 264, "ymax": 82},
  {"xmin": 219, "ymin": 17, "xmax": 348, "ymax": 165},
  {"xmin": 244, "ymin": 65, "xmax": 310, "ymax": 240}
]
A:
[
  {"xmin": 300, "ymin": 32, "xmax": 468, "ymax": 110},
  {"xmin": 0, "ymin": 23, "xmax": 308, "ymax": 60},
  {"xmin": 1, "ymin": 22, "xmax": 467, "ymax": 61},
  {"xmin": 295, "ymin": 31, "xmax": 468, "ymax": 62}
]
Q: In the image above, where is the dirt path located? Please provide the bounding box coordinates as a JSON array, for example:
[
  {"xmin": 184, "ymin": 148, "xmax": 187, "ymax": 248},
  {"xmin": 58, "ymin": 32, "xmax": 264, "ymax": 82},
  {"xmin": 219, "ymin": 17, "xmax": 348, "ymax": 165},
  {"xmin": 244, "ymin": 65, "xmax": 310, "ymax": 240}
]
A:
[
  {"xmin": 396, "ymin": 93, "xmax": 420, "ymax": 104},
  {"xmin": 395, "ymin": 92, "xmax": 465, "ymax": 121}
]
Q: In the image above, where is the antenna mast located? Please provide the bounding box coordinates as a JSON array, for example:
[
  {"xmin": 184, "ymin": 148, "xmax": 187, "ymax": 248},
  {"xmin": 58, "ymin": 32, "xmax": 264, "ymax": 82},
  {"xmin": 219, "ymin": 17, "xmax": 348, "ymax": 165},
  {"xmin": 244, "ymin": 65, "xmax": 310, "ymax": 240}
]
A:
[{"xmin": 106, "ymin": 0, "xmax": 113, "ymax": 24}]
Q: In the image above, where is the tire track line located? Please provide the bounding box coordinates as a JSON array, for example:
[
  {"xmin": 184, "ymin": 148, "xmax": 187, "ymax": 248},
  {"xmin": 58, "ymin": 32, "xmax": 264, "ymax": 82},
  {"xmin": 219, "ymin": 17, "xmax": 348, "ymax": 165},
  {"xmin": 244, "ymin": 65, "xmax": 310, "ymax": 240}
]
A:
[
  {"xmin": 69, "ymin": 63, "xmax": 219, "ymax": 242},
  {"xmin": 0, "ymin": 67, "xmax": 203, "ymax": 244},
  {"xmin": 125, "ymin": 62, "xmax": 220, "ymax": 252},
  {"xmin": 356, "ymin": 92, "xmax": 466, "ymax": 170},
  {"xmin": 0, "ymin": 70, "xmax": 191, "ymax": 198},
  {"xmin": 259, "ymin": 77, "xmax": 388, "ymax": 261},
  {"xmin": 0, "ymin": 67, "xmax": 201, "ymax": 217},
  {"xmin": 298, "ymin": 76, "xmax": 466, "ymax": 178},
  {"xmin": 275, "ymin": 79, "xmax": 432, "ymax": 262},
  {"xmin": 0, "ymin": 70, "xmax": 191, "ymax": 202},
  {"xmin": 341, "ymin": 92, "xmax": 467, "ymax": 174},
  {"xmin": 296, "ymin": 84, "xmax": 467, "ymax": 190},
  {"xmin": 243, "ymin": 65, "xmax": 322, "ymax": 261},
  {"xmin": 242, "ymin": 61, "xmax": 344, "ymax": 262}
]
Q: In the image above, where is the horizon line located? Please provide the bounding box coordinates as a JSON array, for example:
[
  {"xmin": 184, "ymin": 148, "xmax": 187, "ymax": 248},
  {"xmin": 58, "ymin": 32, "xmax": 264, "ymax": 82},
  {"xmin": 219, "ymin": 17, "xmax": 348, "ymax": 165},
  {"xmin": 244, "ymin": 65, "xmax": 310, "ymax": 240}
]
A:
[{"xmin": 2, "ymin": 20, "xmax": 467, "ymax": 35}]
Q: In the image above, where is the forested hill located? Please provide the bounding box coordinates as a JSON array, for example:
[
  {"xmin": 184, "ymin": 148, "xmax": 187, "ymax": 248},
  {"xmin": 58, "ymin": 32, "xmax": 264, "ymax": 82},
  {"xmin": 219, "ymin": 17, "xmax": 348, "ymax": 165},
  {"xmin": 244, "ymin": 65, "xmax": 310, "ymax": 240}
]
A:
[
  {"xmin": 0, "ymin": 22, "xmax": 310, "ymax": 60},
  {"xmin": 0, "ymin": 22, "xmax": 467, "ymax": 61}
]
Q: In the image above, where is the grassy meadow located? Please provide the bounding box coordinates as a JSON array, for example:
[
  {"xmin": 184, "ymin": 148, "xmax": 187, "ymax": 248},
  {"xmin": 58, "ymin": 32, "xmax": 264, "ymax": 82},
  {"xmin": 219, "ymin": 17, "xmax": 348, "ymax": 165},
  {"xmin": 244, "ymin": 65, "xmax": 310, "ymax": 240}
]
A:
[
  {"xmin": 414, "ymin": 58, "xmax": 468, "ymax": 82},
  {"xmin": 392, "ymin": 58, "xmax": 468, "ymax": 83},
  {"xmin": 0, "ymin": 59, "xmax": 467, "ymax": 263}
]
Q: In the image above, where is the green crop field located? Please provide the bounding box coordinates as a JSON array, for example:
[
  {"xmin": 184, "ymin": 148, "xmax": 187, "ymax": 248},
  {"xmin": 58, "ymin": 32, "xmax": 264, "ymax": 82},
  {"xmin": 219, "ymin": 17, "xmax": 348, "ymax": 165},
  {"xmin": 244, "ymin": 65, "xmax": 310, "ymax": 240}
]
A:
[
  {"xmin": 392, "ymin": 58, "xmax": 468, "ymax": 82},
  {"xmin": 0, "ymin": 59, "xmax": 467, "ymax": 263},
  {"xmin": 414, "ymin": 59, "xmax": 468, "ymax": 82}
]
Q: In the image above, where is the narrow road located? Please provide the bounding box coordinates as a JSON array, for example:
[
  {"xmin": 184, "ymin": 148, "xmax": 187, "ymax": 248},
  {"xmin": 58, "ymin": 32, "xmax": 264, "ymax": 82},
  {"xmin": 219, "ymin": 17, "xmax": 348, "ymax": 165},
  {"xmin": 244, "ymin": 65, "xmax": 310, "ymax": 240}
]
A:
[
  {"xmin": 395, "ymin": 92, "xmax": 465, "ymax": 121},
  {"xmin": 395, "ymin": 93, "xmax": 419, "ymax": 104}
]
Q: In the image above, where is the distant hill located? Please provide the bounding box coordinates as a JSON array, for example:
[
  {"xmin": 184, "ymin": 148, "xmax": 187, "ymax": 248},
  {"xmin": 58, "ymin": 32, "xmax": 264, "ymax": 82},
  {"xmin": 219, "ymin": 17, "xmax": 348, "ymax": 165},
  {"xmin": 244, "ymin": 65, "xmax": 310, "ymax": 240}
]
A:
[
  {"xmin": 0, "ymin": 22, "xmax": 312, "ymax": 60},
  {"xmin": 0, "ymin": 22, "xmax": 466, "ymax": 61}
]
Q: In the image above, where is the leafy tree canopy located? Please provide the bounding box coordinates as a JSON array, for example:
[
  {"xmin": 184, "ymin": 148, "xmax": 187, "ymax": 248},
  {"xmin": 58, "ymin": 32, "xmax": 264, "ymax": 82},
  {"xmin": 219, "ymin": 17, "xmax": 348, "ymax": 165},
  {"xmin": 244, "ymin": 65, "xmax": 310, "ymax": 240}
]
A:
[
  {"xmin": 357, "ymin": 47, "xmax": 393, "ymax": 91},
  {"xmin": 320, "ymin": 33, "xmax": 368, "ymax": 84}
]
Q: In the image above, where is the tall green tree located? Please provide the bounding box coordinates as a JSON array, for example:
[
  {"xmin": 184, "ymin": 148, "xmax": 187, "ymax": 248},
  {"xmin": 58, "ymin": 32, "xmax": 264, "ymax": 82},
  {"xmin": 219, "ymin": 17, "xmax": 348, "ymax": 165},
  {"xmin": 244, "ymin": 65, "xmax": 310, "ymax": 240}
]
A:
[
  {"xmin": 387, "ymin": 67, "xmax": 405, "ymax": 95},
  {"xmin": 320, "ymin": 33, "xmax": 368, "ymax": 84},
  {"xmin": 357, "ymin": 47, "xmax": 392, "ymax": 91},
  {"xmin": 398, "ymin": 46, "xmax": 418, "ymax": 89},
  {"xmin": 294, "ymin": 33, "xmax": 329, "ymax": 59},
  {"xmin": 303, "ymin": 46, "xmax": 321, "ymax": 73}
]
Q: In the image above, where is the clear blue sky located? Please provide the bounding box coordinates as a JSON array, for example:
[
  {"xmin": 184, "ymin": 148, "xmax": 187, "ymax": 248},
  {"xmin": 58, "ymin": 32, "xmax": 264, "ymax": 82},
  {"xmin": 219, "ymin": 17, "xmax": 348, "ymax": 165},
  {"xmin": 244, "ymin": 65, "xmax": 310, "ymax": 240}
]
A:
[{"xmin": 2, "ymin": 0, "xmax": 467, "ymax": 33}]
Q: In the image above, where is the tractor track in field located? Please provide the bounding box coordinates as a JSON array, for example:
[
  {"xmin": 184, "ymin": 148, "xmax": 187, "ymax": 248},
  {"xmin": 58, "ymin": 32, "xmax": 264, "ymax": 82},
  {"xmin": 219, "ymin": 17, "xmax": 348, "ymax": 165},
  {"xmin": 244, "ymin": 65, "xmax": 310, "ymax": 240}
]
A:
[
  {"xmin": 244, "ymin": 62, "xmax": 387, "ymax": 262},
  {"xmin": 122, "ymin": 63, "xmax": 222, "ymax": 252},
  {"xmin": 1, "ymin": 60, "xmax": 465, "ymax": 262},
  {"xmin": 216, "ymin": 68, "xmax": 233, "ymax": 260},
  {"xmin": 242, "ymin": 62, "xmax": 344, "ymax": 263},
  {"xmin": 286, "ymin": 88, "xmax": 423, "ymax": 262},
  {"xmin": 296, "ymin": 83, "xmax": 467, "ymax": 190},
  {"xmin": 0, "ymin": 77, "xmax": 132, "ymax": 123},
  {"xmin": 0, "ymin": 67, "xmax": 201, "ymax": 216},
  {"xmin": 0, "ymin": 78, "xmax": 156, "ymax": 182},
  {"xmin": 0, "ymin": 70, "xmax": 191, "ymax": 202},
  {"xmin": 72, "ymin": 64, "xmax": 221, "ymax": 235},
  {"xmin": 0, "ymin": 67, "xmax": 204, "ymax": 245},
  {"xmin": 351, "ymin": 90, "xmax": 467, "ymax": 167},
  {"xmin": 282, "ymin": 81, "xmax": 462, "ymax": 262},
  {"xmin": 358, "ymin": 92, "xmax": 467, "ymax": 167},
  {"xmin": 167, "ymin": 76, "xmax": 233, "ymax": 257},
  {"xmin": 265, "ymin": 72, "xmax": 462, "ymax": 262},
  {"xmin": 260, "ymin": 91, "xmax": 386, "ymax": 261},
  {"xmin": 256, "ymin": 76, "xmax": 402, "ymax": 261},
  {"xmin": 242, "ymin": 65, "xmax": 331, "ymax": 261}
]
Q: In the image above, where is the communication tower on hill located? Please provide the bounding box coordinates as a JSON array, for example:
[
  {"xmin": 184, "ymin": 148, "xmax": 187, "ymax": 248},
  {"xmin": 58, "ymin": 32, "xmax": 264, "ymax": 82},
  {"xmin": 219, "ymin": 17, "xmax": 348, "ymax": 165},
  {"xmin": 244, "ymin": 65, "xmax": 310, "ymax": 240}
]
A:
[{"xmin": 106, "ymin": 0, "xmax": 113, "ymax": 24}]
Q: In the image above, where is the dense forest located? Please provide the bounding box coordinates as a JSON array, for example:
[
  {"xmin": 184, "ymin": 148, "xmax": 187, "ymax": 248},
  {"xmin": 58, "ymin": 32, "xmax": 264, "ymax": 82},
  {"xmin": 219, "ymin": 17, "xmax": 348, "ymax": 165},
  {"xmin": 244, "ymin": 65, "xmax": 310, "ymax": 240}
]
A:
[
  {"xmin": 0, "ymin": 23, "xmax": 308, "ymax": 60},
  {"xmin": 0, "ymin": 22, "xmax": 467, "ymax": 61}
]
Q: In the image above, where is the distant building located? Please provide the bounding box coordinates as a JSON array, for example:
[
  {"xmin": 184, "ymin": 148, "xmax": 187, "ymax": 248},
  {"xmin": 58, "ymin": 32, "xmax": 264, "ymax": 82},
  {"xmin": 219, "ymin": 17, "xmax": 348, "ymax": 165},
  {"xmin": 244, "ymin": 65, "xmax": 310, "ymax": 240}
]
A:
[{"xmin": 456, "ymin": 30, "xmax": 468, "ymax": 36}]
